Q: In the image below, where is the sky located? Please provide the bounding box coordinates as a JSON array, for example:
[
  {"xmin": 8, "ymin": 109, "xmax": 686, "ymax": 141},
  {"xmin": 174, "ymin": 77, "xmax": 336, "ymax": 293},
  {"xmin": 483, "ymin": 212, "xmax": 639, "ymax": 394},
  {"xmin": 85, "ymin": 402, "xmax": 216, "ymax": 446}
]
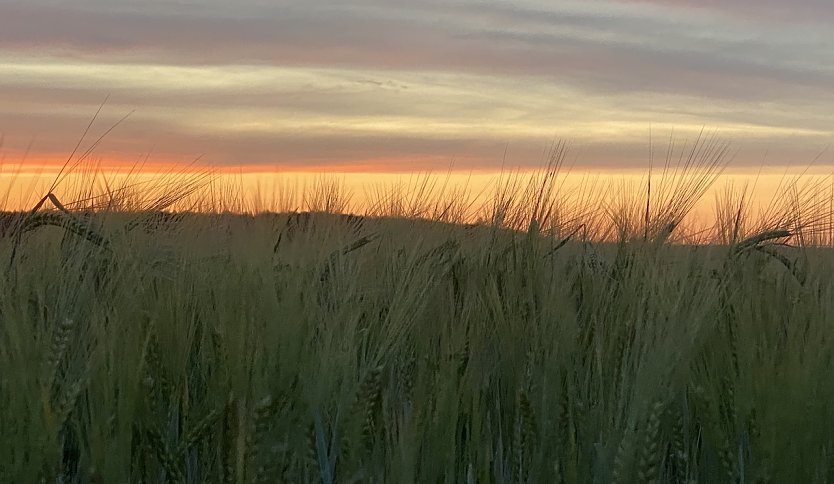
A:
[{"xmin": 1, "ymin": 0, "xmax": 833, "ymax": 173}]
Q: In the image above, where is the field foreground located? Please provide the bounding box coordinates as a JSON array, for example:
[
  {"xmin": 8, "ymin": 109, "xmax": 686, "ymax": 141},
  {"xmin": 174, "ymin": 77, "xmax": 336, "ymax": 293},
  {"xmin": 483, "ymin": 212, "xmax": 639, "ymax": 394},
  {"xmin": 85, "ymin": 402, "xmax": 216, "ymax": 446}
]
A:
[{"xmin": 1, "ymin": 208, "xmax": 834, "ymax": 483}]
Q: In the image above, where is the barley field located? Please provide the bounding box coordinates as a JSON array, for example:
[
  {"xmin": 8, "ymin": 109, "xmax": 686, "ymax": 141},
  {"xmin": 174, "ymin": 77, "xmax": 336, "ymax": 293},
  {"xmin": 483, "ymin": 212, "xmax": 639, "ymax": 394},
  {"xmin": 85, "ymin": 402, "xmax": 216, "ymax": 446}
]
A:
[{"xmin": 2, "ymin": 145, "xmax": 834, "ymax": 482}]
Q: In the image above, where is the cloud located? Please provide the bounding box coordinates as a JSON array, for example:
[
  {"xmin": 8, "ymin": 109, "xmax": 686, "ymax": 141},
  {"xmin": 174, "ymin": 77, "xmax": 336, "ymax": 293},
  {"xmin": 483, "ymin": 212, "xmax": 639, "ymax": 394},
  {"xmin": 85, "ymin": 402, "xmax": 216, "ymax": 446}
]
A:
[
  {"xmin": 618, "ymin": 0, "xmax": 834, "ymax": 23},
  {"xmin": 2, "ymin": 1, "xmax": 833, "ymax": 102},
  {"xmin": 1, "ymin": 105, "xmax": 828, "ymax": 172},
  {"xmin": 0, "ymin": 0, "xmax": 832, "ymax": 171}
]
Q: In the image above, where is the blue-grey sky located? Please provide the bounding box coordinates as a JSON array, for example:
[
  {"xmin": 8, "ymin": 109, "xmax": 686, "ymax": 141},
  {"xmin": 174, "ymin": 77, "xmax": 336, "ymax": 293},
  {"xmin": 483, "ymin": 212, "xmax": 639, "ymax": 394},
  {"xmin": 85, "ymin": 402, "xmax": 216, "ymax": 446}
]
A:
[{"xmin": 1, "ymin": 0, "xmax": 832, "ymax": 170}]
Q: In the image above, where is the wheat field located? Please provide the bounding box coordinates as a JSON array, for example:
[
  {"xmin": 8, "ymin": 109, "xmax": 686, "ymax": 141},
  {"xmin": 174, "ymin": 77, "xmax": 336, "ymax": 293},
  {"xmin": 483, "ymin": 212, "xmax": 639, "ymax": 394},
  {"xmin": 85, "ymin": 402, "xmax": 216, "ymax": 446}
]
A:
[{"xmin": 2, "ymin": 140, "xmax": 834, "ymax": 482}]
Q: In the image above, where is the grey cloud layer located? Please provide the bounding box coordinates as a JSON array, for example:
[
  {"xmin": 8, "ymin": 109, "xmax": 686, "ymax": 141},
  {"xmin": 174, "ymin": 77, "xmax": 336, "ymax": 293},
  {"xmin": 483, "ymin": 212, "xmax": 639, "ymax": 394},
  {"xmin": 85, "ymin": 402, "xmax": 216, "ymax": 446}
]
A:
[
  {"xmin": 621, "ymin": 0, "xmax": 834, "ymax": 23},
  {"xmin": 2, "ymin": 1, "xmax": 833, "ymax": 101}
]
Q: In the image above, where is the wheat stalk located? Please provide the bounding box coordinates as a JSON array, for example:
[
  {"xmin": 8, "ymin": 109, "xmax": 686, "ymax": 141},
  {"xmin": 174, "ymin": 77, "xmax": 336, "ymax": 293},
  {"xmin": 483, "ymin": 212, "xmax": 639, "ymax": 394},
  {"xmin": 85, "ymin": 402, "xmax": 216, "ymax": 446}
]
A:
[
  {"xmin": 145, "ymin": 423, "xmax": 185, "ymax": 482},
  {"xmin": 360, "ymin": 367, "xmax": 384, "ymax": 448},
  {"xmin": 612, "ymin": 425, "xmax": 636, "ymax": 484},
  {"xmin": 668, "ymin": 403, "xmax": 688, "ymax": 483},
  {"xmin": 176, "ymin": 406, "xmax": 223, "ymax": 459},
  {"xmin": 244, "ymin": 395, "xmax": 280, "ymax": 481},
  {"xmin": 222, "ymin": 396, "xmax": 241, "ymax": 484},
  {"xmin": 514, "ymin": 390, "xmax": 537, "ymax": 483},
  {"xmin": 55, "ymin": 378, "xmax": 86, "ymax": 430},
  {"xmin": 731, "ymin": 230, "xmax": 791, "ymax": 257},
  {"xmin": 43, "ymin": 318, "xmax": 75, "ymax": 396},
  {"xmin": 637, "ymin": 400, "xmax": 664, "ymax": 484}
]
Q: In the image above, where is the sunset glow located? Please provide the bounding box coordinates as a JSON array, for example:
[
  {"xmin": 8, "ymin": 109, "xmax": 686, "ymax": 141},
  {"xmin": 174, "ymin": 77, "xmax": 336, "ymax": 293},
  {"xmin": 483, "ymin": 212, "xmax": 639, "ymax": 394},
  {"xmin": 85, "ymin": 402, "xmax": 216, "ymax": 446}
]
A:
[{"xmin": 1, "ymin": 0, "xmax": 833, "ymax": 213}]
